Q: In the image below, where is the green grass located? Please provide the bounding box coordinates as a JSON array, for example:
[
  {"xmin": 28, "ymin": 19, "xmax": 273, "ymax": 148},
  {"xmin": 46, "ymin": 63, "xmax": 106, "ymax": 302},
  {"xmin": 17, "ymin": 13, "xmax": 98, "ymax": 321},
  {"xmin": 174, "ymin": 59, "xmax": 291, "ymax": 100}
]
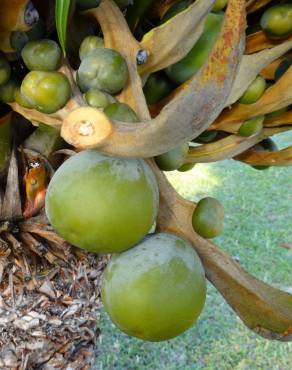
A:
[{"xmin": 94, "ymin": 132, "xmax": 292, "ymax": 370}]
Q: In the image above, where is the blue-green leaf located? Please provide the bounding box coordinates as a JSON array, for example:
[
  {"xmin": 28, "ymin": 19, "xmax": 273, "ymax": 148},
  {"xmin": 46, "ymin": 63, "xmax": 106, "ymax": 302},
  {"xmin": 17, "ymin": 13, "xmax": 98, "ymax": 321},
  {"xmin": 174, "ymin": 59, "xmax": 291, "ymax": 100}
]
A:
[{"xmin": 55, "ymin": 0, "xmax": 71, "ymax": 56}]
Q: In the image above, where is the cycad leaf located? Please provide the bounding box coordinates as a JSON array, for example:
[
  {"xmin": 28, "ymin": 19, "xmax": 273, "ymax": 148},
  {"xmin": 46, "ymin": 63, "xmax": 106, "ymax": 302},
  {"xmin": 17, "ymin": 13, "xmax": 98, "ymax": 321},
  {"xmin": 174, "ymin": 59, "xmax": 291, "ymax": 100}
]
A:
[{"xmin": 55, "ymin": 0, "xmax": 71, "ymax": 55}]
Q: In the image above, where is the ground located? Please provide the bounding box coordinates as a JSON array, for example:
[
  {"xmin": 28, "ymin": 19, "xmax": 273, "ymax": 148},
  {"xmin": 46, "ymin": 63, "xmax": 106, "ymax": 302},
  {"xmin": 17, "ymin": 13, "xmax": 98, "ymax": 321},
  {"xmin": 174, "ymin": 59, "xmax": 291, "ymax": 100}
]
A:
[{"xmin": 94, "ymin": 131, "xmax": 292, "ymax": 370}]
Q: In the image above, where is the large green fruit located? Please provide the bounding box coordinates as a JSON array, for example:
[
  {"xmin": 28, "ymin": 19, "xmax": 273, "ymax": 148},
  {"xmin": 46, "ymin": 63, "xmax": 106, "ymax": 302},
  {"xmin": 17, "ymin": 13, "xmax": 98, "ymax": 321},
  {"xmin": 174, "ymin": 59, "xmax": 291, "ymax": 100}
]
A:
[
  {"xmin": 21, "ymin": 71, "xmax": 71, "ymax": 114},
  {"xmin": 143, "ymin": 72, "xmax": 174, "ymax": 105},
  {"xmin": 0, "ymin": 56, "xmax": 11, "ymax": 86},
  {"xmin": 102, "ymin": 232, "xmax": 206, "ymax": 341},
  {"xmin": 46, "ymin": 150, "xmax": 159, "ymax": 254},
  {"xmin": 77, "ymin": 48, "xmax": 129, "ymax": 94},
  {"xmin": 260, "ymin": 4, "xmax": 292, "ymax": 39},
  {"xmin": 155, "ymin": 143, "xmax": 189, "ymax": 171},
  {"xmin": 104, "ymin": 102, "xmax": 139, "ymax": 122},
  {"xmin": 84, "ymin": 88, "xmax": 116, "ymax": 109},
  {"xmin": 79, "ymin": 36, "xmax": 104, "ymax": 61},
  {"xmin": 192, "ymin": 197, "xmax": 224, "ymax": 238},
  {"xmin": 21, "ymin": 39, "xmax": 62, "ymax": 71},
  {"xmin": 238, "ymin": 76, "xmax": 266, "ymax": 104},
  {"xmin": 166, "ymin": 13, "xmax": 224, "ymax": 84}
]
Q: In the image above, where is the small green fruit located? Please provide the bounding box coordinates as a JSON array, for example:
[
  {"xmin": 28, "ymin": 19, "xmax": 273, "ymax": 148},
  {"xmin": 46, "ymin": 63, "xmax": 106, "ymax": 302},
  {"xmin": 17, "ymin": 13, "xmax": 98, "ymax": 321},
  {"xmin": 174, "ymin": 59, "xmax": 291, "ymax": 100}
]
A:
[
  {"xmin": 193, "ymin": 130, "xmax": 218, "ymax": 144},
  {"xmin": 79, "ymin": 36, "xmax": 104, "ymax": 61},
  {"xmin": 102, "ymin": 232, "xmax": 206, "ymax": 341},
  {"xmin": 260, "ymin": 4, "xmax": 292, "ymax": 39},
  {"xmin": 238, "ymin": 116, "xmax": 264, "ymax": 137},
  {"xmin": 84, "ymin": 88, "xmax": 116, "ymax": 109},
  {"xmin": 0, "ymin": 56, "xmax": 11, "ymax": 86},
  {"xmin": 212, "ymin": 0, "xmax": 227, "ymax": 12},
  {"xmin": 155, "ymin": 143, "xmax": 189, "ymax": 171},
  {"xmin": 21, "ymin": 71, "xmax": 71, "ymax": 114},
  {"xmin": 21, "ymin": 39, "xmax": 62, "ymax": 71},
  {"xmin": 46, "ymin": 150, "xmax": 159, "ymax": 254},
  {"xmin": 177, "ymin": 163, "xmax": 195, "ymax": 172},
  {"xmin": 77, "ymin": 48, "xmax": 129, "ymax": 94},
  {"xmin": 0, "ymin": 79, "xmax": 18, "ymax": 103},
  {"xmin": 104, "ymin": 102, "xmax": 139, "ymax": 122},
  {"xmin": 14, "ymin": 88, "xmax": 34, "ymax": 109},
  {"xmin": 76, "ymin": 0, "xmax": 101, "ymax": 10},
  {"xmin": 238, "ymin": 76, "xmax": 266, "ymax": 104},
  {"xmin": 192, "ymin": 197, "xmax": 224, "ymax": 238},
  {"xmin": 143, "ymin": 72, "xmax": 174, "ymax": 105}
]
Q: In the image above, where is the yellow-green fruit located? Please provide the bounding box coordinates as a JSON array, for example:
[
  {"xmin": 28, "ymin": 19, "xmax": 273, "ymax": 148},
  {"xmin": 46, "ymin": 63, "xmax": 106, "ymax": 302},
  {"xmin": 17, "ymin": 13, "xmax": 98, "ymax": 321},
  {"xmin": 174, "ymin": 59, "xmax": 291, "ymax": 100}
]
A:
[
  {"xmin": 14, "ymin": 88, "xmax": 34, "ymax": 109},
  {"xmin": 155, "ymin": 143, "xmax": 189, "ymax": 171},
  {"xmin": 192, "ymin": 197, "xmax": 224, "ymax": 238},
  {"xmin": 79, "ymin": 36, "xmax": 104, "ymax": 61},
  {"xmin": 212, "ymin": 0, "xmax": 227, "ymax": 12},
  {"xmin": 77, "ymin": 48, "xmax": 129, "ymax": 94},
  {"xmin": 21, "ymin": 39, "xmax": 62, "ymax": 71},
  {"xmin": 104, "ymin": 102, "xmax": 139, "ymax": 122},
  {"xmin": 260, "ymin": 4, "xmax": 292, "ymax": 39},
  {"xmin": 0, "ymin": 56, "xmax": 11, "ymax": 86},
  {"xmin": 102, "ymin": 233, "xmax": 206, "ymax": 342},
  {"xmin": 45, "ymin": 150, "xmax": 159, "ymax": 254},
  {"xmin": 21, "ymin": 71, "xmax": 71, "ymax": 114},
  {"xmin": 238, "ymin": 76, "xmax": 266, "ymax": 104},
  {"xmin": 84, "ymin": 88, "xmax": 116, "ymax": 109},
  {"xmin": 238, "ymin": 116, "xmax": 264, "ymax": 137}
]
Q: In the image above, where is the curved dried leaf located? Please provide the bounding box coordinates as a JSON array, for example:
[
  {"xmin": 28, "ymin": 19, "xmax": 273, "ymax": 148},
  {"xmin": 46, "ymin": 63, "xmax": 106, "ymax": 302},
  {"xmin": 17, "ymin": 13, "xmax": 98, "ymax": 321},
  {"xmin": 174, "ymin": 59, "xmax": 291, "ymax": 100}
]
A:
[
  {"xmin": 138, "ymin": 0, "xmax": 213, "ymax": 76},
  {"xmin": 246, "ymin": 0, "xmax": 273, "ymax": 13},
  {"xmin": 185, "ymin": 127, "xmax": 289, "ymax": 163},
  {"xmin": 151, "ymin": 162, "xmax": 292, "ymax": 341},
  {"xmin": 235, "ymin": 146, "xmax": 292, "ymax": 166},
  {"xmin": 227, "ymin": 40, "xmax": 292, "ymax": 106},
  {"xmin": 84, "ymin": 0, "xmax": 246, "ymax": 157},
  {"xmin": 215, "ymin": 66, "xmax": 292, "ymax": 126},
  {"xmin": 246, "ymin": 31, "xmax": 292, "ymax": 54}
]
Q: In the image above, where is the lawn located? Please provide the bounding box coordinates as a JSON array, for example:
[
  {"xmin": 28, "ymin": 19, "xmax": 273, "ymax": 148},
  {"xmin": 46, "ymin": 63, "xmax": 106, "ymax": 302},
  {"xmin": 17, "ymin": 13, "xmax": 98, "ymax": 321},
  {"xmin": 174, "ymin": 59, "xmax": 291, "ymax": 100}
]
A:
[{"xmin": 94, "ymin": 132, "xmax": 292, "ymax": 370}]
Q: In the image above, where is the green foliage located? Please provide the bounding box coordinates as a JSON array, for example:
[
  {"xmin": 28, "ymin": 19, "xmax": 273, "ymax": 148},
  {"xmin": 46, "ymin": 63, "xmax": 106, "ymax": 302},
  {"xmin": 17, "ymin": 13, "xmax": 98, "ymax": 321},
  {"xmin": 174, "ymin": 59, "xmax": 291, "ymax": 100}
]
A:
[{"xmin": 55, "ymin": 0, "xmax": 71, "ymax": 55}]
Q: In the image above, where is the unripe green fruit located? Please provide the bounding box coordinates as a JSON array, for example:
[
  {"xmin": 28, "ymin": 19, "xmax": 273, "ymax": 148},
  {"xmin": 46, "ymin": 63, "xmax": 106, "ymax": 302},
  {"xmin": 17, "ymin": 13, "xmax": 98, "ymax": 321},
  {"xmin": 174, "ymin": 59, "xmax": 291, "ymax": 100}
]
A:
[
  {"xmin": 251, "ymin": 138, "xmax": 278, "ymax": 171},
  {"xmin": 143, "ymin": 72, "xmax": 174, "ymax": 105},
  {"xmin": 238, "ymin": 76, "xmax": 266, "ymax": 104},
  {"xmin": 77, "ymin": 48, "xmax": 129, "ymax": 94},
  {"xmin": 260, "ymin": 4, "xmax": 292, "ymax": 39},
  {"xmin": 0, "ymin": 79, "xmax": 18, "ymax": 103},
  {"xmin": 266, "ymin": 107, "xmax": 289, "ymax": 118},
  {"xmin": 166, "ymin": 13, "xmax": 224, "ymax": 84},
  {"xmin": 102, "ymin": 232, "xmax": 206, "ymax": 342},
  {"xmin": 84, "ymin": 88, "xmax": 116, "ymax": 109},
  {"xmin": 21, "ymin": 39, "xmax": 62, "ymax": 71},
  {"xmin": 160, "ymin": 0, "xmax": 190, "ymax": 24},
  {"xmin": 104, "ymin": 102, "xmax": 139, "ymax": 122},
  {"xmin": 192, "ymin": 197, "xmax": 224, "ymax": 238},
  {"xmin": 238, "ymin": 116, "xmax": 264, "ymax": 137},
  {"xmin": 177, "ymin": 163, "xmax": 195, "ymax": 172},
  {"xmin": 76, "ymin": 0, "xmax": 101, "ymax": 10},
  {"xmin": 21, "ymin": 71, "xmax": 71, "ymax": 114},
  {"xmin": 155, "ymin": 143, "xmax": 189, "ymax": 171},
  {"xmin": 79, "ymin": 36, "xmax": 104, "ymax": 61},
  {"xmin": 194, "ymin": 130, "xmax": 218, "ymax": 144},
  {"xmin": 212, "ymin": 0, "xmax": 227, "ymax": 12},
  {"xmin": 0, "ymin": 56, "xmax": 11, "ymax": 86},
  {"xmin": 14, "ymin": 88, "xmax": 34, "ymax": 109},
  {"xmin": 46, "ymin": 150, "xmax": 159, "ymax": 254}
]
